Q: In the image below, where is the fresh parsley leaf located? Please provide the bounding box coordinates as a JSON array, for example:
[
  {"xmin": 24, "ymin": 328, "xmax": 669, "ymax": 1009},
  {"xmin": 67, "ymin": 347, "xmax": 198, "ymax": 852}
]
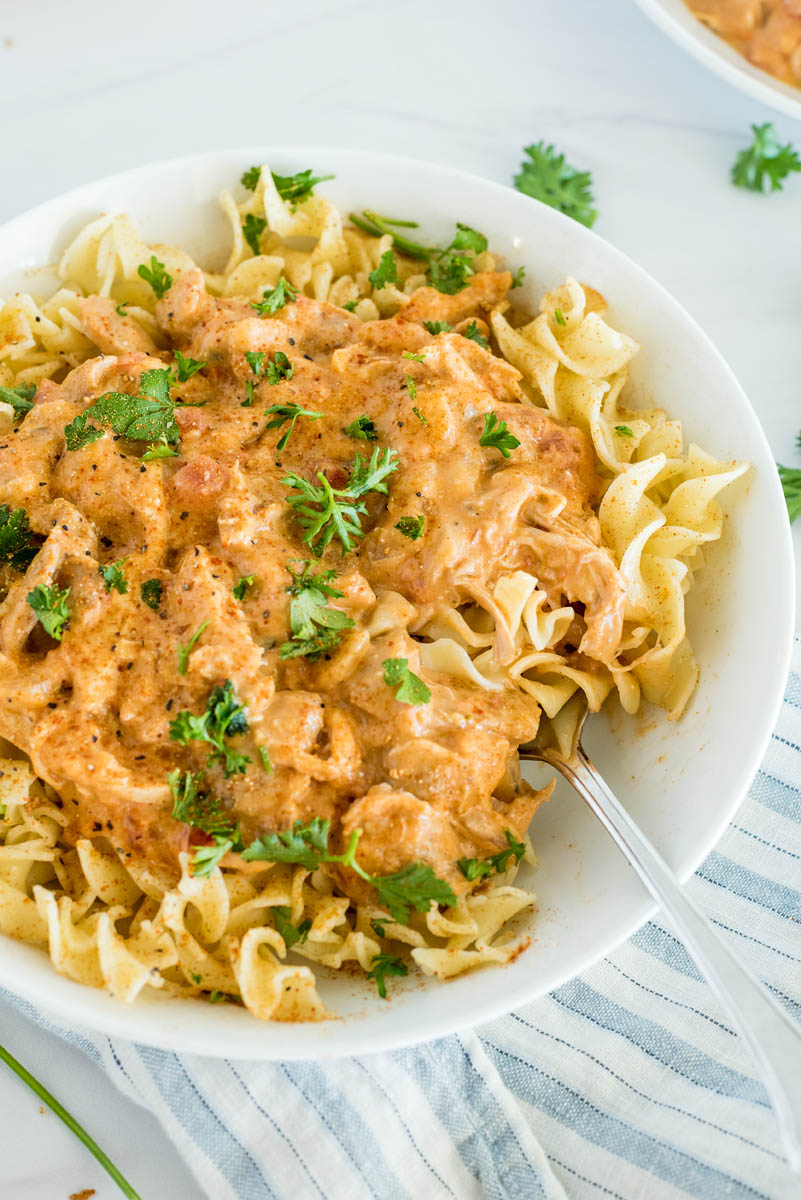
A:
[
  {"xmin": 382, "ymin": 657, "xmax": 431, "ymax": 705},
  {"xmin": 732, "ymin": 123, "xmax": 801, "ymax": 193},
  {"xmin": 137, "ymin": 255, "xmax": 173, "ymax": 299},
  {"xmin": 412, "ymin": 406, "xmax": 428, "ymax": 426},
  {"xmin": 422, "ymin": 320, "xmax": 451, "ymax": 335},
  {"xmin": 98, "ymin": 557, "xmax": 128, "ymax": 595},
  {"xmin": 366, "ymin": 952, "xmax": 408, "ymax": 999},
  {"xmin": 395, "ymin": 515, "xmax": 424, "ymax": 540},
  {"xmin": 170, "ymin": 679, "xmax": 251, "ymax": 776},
  {"xmin": 425, "ymin": 223, "xmax": 487, "ymax": 295},
  {"xmin": 64, "ymin": 412, "xmax": 104, "ymax": 451},
  {"xmin": 368, "ymin": 250, "xmax": 398, "ymax": 290},
  {"xmin": 115, "ymin": 302, "xmax": 128, "ymax": 316},
  {"xmin": 265, "ymin": 400, "xmax": 322, "ymax": 452},
  {"xmin": 0, "ymin": 382, "xmax": 36, "ymax": 421},
  {"xmin": 241, "ymin": 165, "xmax": 262, "ymax": 191},
  {"xmin": 779, "ymin": 465, "xmax": 801, "ymax": 523},
  {"xmin": 553, "ymin": 308, "xmax": 566, "ymax": 327},
  {"xmin": 169, "ymin": 768, "xmax": 237, "ymax": 840},
  {"xmin": 249, "ymin": 277, "xmax": 299, "ymax": 316},
  {"xmin": 142, "ymin": 436, "xmax": 179, "ymax": 461},
  {"xmin": 242, "ymin": 213, "xmax": 267, "ymax": 255},
  {"xmin": 615, "ymin": 425, "xmax": 634, "ymax": 438},
  {"xmin": 245, "ymin": 350, "xmax": 265, "ymax": 378},
  {"xmin": 0, "ymin": 505, "xmax": 40, "ymax": 571},
  {"xmin": 479, "ymin": 412, "xmax": 520, "ymax": 458},
  {"xmin": 462, "ymin": 320, "xmax": 489, "ymax": 349},
  {"xmin": 271, "ymin": 168, "xmax": 334, "ymax": 205},
  {"xmin": 283, "ymin": 446, "xmax": 399, "ymax": 556},
  {"xmin": 343, "ymin": 414, "xmax": 377, "ymax": 441},
  {"xmin": 265, "ymin": 351, "xmax": 294, "ymax": 386},
  {"xmin": 458, "ymin": 829, "xmax": 526, "ymax": 881},
  {"xmin": 173, "ymin": 351, "xmax": 206, "ymax": 382},
  {"xmin": 192, "ymin": 838, "xmax": 238, "ymax": 877},
  {"xmin": 402, "ymin": 351, "xmax": 426, "ymax": 363},
  {"xmin": 370, "ymin": 917, "xmax": 389, "ymax": 938},
  {"xmin": 258, "ymin": 744, "xmax": 272, "ymax": 773},
  {"xmin": 511, "ymin": 265, "xmax": 526, "ymax": 288},
  {"xmin": 242, "ymin": 817, "xmax": 334, "ymax": 870},
  {"xmin": 279, "ymin": 560, "xmax": 354, "ymax": 659},
  {"xmin": 515, "ymin": 141, "xmax": 597, "ymax": 228},
  {"xmin": 449, "ymin": 223, "xmax": 488, "ymax": 256},
  {"xmin": 140, "ymin": 578, "xmax": 163, "ymax": 610},
  {"xmin": 371, "ymin": 863, "xmax": 456, "ymax": 925},
  {"xmin": 404, "ymin": 374, "xmax": 417, "ymax": 401},
  {"xmin": 176, "ymin": 618, "xmax": 209, "ymax": 675},
  {"xmin": 26, "ymin": 583, "xmax": 71, "ymax": 641},
  {"xmin": 64, "ymin": 368, "xmax": 179, "ymax": 453},
  {"xmin": 342, "ymin": 300, "xmax": 358, "ymax": 312},
  {"xmin": 233, "ymin": 575, "xmax": 255, "ymax": 601},
  {"xmin": 189, "ymin": 971, "xmax": 203, "ymax": 985},
  {"xmin": 272, "ymin": 906, "xmax": 312, "ymax": 949}
]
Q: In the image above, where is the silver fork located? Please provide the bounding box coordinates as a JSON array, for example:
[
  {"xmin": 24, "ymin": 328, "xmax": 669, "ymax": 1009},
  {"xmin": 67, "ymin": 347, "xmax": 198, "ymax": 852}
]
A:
[{"xmin": 518, "ymin": 695, "xmax": 801, "ymax": 1173}]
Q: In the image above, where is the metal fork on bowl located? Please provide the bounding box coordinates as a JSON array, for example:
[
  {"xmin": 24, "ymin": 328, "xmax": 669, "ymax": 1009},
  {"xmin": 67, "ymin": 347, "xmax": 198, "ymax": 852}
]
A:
[{"xmin": 518, "ymin": 695, "xmax": 801, "ymax": 1173}]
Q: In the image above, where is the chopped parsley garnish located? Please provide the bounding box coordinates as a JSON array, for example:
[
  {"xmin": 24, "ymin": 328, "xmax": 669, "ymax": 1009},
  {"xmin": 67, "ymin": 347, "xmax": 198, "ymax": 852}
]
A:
[
  {"xmin": 479, "ymin": 412, "xmax": 520, "ymax": 458},
  {"xmin": 426, "ymin": 224, "xmax": 487, "ymax": 296},
  {"xmin": 283, "ymin": 446, "xmax": 399, "ymax": 556},
  {"xmin": 272, "ymin": 906, "xmax": 312, "ymax": 949},
  {"xmin": 170, "ymin": 679, "xmax": 251, "ymax": 777},
  {"xmin": 265, "ymin": 401, "xmax": 322, "ymax": 452},
  {"xmin": 732, "ymin": 123, "xmax": 801, "ymax": 193},
  {"xmin": 366, "ymin": 952, "xmax": 408, "ymax": 999},
  {"xmin": 258, "ymin": 744, "xmax": 272, "ymax": 773},
  {"xmin": 279, "ymin": 561, "xmax": 354, "ymax": 660},
  {"xmin": 115, "ymin": 303, "xmax": 128, "ymax": 317},
  {"xmin": 462, "ymin": 320, "xmax": 489, "ymax": 349},
  {"xmin": 779, "ymin": 465, "xmax": 801, "ymax": 523},
  {"xmin": 457, "ymin": 829, "xmax": 526, "ymax": 881},
  {"xmin": 137, "ymin": 255, "xmax": 173, "ymax": 299},
  {"xmin": 382, "ymin": 657, "xmax": 431, "ymax": 705},
  {"xmin": 98, "ymin": 557, "xmax": 128, "ymax": 595},
  {"xmin": 615, "ymin": 425, "xmax": 634, "ymax": 438},
  {"xmin": 176, "ymin": 618, "xmax": 209, "ymax": 675},
  {"xmin": 233, "ymin": 574, "xmax": 255, "ymax": 601},
  {"xmin": 395, "ymin": 515, "xmax": 425, "ymax": 540},
  {"xmin": 0, "ymin": 382, "xmax": 36, "ymax": 421},
  {"xmin": 173, "ymin": 351, "xmax": 206, "ymax": 382},
  {"xmin": 140, "ymin": 578, "xmax": 163, "ymax": 610},
  {"xmin": 511, "ymin": 265, "xmax": 526, "ymax": 288},
  {"xmin": 422, "ymin": 320, "xmax": 451, "ymax": 335},
  {"xmin": 245, "ymin": 350, "xmax": 265, "ymax": 377},
  {"xmin": 553, "ymin": 308, "xmax": 566, "ymax": 327},
  {"xmin": 368, "ymin": 250, "xmax": 398, "ymax": 290},
  {"xmin": 342, "ymin": 300, "xmax": 358, "ymax": 313},
  {"xmin": 142, "ymin": 436, "xmax": 179, "ymax": 461},
  {"xmin": 343, "ymin": 413, "xmax": 377, "ymax": 441},
  {"xmin": 270, "ymin": 167, "xmax": 335, "ymax": 205},
  {"xmin": 402, "ymin": 351, "xmax": 426, "ymax": 363},
  {"xmin": 242, "ymin": 213, "xmax": 266, "ymax": 255},
  {"xmin": 26, "ymin": 583, "xmax": 71, "ymax": 641},
  {"xmin": 169, "ymin": 768, "xmax": 238, "ymax": 841},
  {"xmin": 411, "ymin": 406, "xmax": 428, "ymax": 426},
  {"xmin": 514, "ymin": 141, "xmax": 597, "ymax": 228},
  {"xmin": 240, "ymin": 165, "xmax": 262, "ymax": 191},
  {"xmin": 64, "ymin": 368, "xmax": 179, "ymax": 454},
  {"xmin": 249, "ymin": 277, "xmax": 299, "ymax": 316},
  {"xmin": 264, "ymin": 351, "xmax": 294, "ymax": 385},
  {"xmin": 0, "ymin": 505, "xmax": 40, "ymax": 571},
  {"xmin": 370, "ymin": 917, "xmax": 389, "ymax": 938},
  {"xmin": 242, "ymin": 819, "xmax": 456, "ymax": 925},
  {"xmin": 404, "ymin": 374, "xmax": 417, "ymax": 401}
]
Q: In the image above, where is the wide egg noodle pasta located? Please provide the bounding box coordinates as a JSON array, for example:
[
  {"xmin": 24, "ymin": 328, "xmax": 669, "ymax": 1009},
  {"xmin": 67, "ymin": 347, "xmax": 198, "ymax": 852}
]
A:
[{"xmin": 0, "ymin": 171, "xmax": 747, "ymax": 1020}]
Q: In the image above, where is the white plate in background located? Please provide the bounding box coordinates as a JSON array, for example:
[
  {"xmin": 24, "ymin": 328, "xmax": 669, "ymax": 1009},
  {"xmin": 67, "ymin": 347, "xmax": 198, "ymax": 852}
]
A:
[{"xmin": 0, "ymin": 147, "xmax": 793, "ymax": 1058}]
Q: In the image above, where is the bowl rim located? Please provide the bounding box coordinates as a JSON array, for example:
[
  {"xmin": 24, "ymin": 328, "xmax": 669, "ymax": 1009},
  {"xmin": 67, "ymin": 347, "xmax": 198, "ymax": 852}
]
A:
[
  {"xmin": 0, "ymin": 145, "xmax": 794, "ymax": 1058},
  {"xmin": 632, "ymin": 0, "xmax": 801, "ymax": 120}
]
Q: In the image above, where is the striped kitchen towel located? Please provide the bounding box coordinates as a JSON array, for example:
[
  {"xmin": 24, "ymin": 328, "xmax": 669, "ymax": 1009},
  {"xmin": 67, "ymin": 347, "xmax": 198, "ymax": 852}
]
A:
[{"xmin": 5, "ymin": 642, "xmax": 801, "ymax": 1199}]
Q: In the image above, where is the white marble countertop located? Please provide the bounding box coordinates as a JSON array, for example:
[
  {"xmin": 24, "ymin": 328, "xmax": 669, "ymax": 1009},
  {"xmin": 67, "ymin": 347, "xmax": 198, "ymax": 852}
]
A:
[{"xmin": 1, "ymin": 0, "xmax": 799, "ymax": 1195}]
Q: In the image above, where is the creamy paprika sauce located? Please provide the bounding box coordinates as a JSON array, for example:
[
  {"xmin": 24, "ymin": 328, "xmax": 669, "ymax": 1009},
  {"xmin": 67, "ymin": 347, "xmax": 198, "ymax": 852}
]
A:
[{"xmin": 686, "ymin": 0, "xmax": 801, "ymax": 86}]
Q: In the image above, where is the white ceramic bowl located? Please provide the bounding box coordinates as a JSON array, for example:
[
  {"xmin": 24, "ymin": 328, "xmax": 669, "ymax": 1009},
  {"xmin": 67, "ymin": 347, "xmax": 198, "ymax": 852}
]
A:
[
  {"xmin": 634, "ymin": 0, "xmax": 801, "ymax": 120},
  {"xmin": 0, "ymin": 149, "xmax": 794, "ymax": 1058}
]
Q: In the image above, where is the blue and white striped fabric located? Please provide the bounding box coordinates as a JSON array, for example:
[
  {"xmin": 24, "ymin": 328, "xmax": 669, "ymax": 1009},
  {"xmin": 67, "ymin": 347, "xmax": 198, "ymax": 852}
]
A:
[{"xmin": 7, "ymin": 644, "xmax": 801, "ymax": 1199}]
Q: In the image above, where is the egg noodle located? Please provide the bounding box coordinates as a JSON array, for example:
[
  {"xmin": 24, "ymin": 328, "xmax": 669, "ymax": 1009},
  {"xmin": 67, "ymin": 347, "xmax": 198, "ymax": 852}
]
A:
[{"xmin": 0, "ymin": 167, "xmax": 747, "ymax": 1020}]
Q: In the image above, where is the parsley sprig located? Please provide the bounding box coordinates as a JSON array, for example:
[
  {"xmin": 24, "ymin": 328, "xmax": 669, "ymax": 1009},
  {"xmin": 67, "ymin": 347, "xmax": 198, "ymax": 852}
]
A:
[
  {"xmin": 173, "ymin": 351, "xmax": 206, "ymax": 382},
  {"xmin": 349, "ymin": 213, "xmax": 487, "ymax": 294},
  {"xmin": 279, "ymin": 561, "xmax": 354, "ymax": 660},
  {"xmin": 283, "ymin": 446, "xmax": 399, "ymax": 556},
  {"xmin": 366, "ymin": 952, "xmax": 408, "ymax": 999},
  {"xmin": 26, "ymin": 583, "xmax": 71, "ymax": 641},
  {"xmin": 64, "ymin": 368, "xmax": 179, "ymax": 454},
  {"xmin": 137, "ymin": 255, "xmax": 173, "ymax": 299},
  {"xmin": 233, "ymin": 574, "xmax": 255, "ymax": 601},
  {"xmin": 242, "ymin": 818, "xmax": 457, "ymax": 925},
  {"xmin": 242, "ymin": 213, "xmax": 267, "ymax": 255},
  {"xmin": 0, "ymin": 505, "xmax": 40, "ymax": 571},
  {"xmin": 170, "ymin": 679, "xmax": 251, "ymax": 777},
  {"xmin": 140, "ymin": 578, "xmax": 163, "ymax": 610},
  {"xmin": 514, "ymin": 141, "xmax": 597, "ymax": 228},
  {"xmin": 241, "ymin": 165, "xmax": 334, "ymax": 205},
  {"xmin": 462, "ymin": 320, "xmax": 489, "ymax": 350},
  {"xmin": 382, "ymin": 657, "xmax": 431, "ymax": 705},
  {"xmin": 458, "ymin": 829, "xmax": 526, "ymax": 881},
  {"xmin": 0, "ymin": 382, "xmax": 36, "ymax": 421},
  {"xmin": 479, "ymin": 412, "xmax": 520, "ymax": 458},
  {"xmin": 732, "ymin": 123, "xmax": 801, "ymax": 193},
  {"xmin": 169, "ymin": 769, "xmax": 243, "ymax": 878},
  {"xmin": 368, "ymin": 250, "xmax": 398, "ymax": 290},
  {"xmin": 250, "ymin": 277, "xmax": 299, "ymax": 315},
  {"xmin": 779, "ymin": 465, "xmax": 801, "ymax": 523},
  {"xmin": 99, "ymin": 557, "xmax": 128, "ymax": 595},
  {"xmin": 272, "ymin": 906, "xmax": 312, "ymax": 949},
  {"xmin": 343, "ymin": 414, "xmax": 377, "ymax": 441},
  {"xmin": 265, "ymin": 401, "xmax": 322, "ymax": 452},
  {"xmin": 395, "ymin": 515, "xmax": 425, "ymax": 540}
]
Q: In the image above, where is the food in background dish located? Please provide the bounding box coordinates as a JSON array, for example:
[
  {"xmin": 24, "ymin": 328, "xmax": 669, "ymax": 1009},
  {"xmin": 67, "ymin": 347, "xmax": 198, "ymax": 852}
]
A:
[
  {"xmin": 686, "ymin": 0, "xmax": 801, "ymax": 88},
  {"xmin": 0, "ymin": 166, "xmax": 746, "ymax": 1019}
]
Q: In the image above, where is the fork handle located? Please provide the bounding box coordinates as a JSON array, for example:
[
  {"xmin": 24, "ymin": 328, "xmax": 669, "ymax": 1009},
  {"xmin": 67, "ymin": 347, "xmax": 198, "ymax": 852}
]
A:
[{"xmin": 557, "ymin": 746, "xmax": 801, "ymax": 1173}]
